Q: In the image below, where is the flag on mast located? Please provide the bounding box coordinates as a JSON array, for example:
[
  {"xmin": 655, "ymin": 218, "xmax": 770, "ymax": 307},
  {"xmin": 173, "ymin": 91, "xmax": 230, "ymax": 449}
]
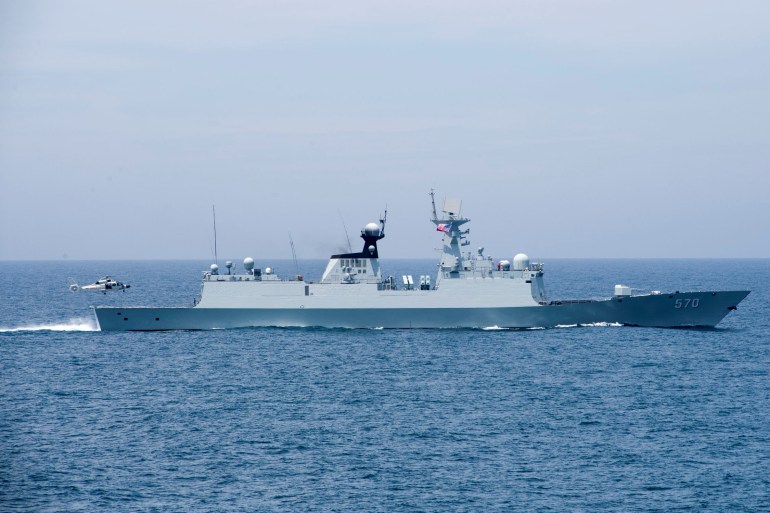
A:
[{"xmin": 436, "ymin": 223, "xmax": 452, "ymax": 233}]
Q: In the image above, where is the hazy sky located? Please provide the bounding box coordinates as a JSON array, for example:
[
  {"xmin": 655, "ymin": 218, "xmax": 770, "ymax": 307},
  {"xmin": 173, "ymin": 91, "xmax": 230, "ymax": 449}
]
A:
[{"xmin": 1, "ymin": 0, "xmax": 768, "ymax": 261}]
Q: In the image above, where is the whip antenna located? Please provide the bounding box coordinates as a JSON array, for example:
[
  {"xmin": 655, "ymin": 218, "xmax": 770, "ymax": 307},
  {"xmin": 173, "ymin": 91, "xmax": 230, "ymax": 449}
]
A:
[
  {"xmin": 212, "ymin": 205, "xmax": 218, "ymax": 265},
  {"xmin": 338, "ymin": 211, "xmax": 352, "ymax": 253},
  {"xmin": 289, "ymin": 233, "xmax": 300, "ymax": 278}
]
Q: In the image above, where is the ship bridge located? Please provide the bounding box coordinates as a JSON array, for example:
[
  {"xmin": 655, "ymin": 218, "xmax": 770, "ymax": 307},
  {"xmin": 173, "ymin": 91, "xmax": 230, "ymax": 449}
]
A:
[{"xmin": 320, "ymin": 215, "xmax": 387, "ymax": 284}]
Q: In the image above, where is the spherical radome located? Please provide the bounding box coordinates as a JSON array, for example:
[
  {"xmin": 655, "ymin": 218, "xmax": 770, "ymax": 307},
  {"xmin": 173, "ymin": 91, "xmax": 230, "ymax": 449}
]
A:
[
  {"xmin": 513, "ymin": 253, "xmax": 530, "ymax": 271},
  {"xmin": 364, "ymin": 222, "xmax": 380, "ymax": 236}
]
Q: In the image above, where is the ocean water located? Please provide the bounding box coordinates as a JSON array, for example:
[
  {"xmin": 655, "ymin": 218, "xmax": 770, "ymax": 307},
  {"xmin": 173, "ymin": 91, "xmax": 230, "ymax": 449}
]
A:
[{"xmin": 1, "ymin": 259, "xmax": 769, "ymax": 512}]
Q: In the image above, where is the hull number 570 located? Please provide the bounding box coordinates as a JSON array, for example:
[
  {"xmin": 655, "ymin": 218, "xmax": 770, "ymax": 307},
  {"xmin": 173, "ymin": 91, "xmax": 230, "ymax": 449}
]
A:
[{"xmin": 675, "ymin": 298, "xmax": 699, "ymax": 308}]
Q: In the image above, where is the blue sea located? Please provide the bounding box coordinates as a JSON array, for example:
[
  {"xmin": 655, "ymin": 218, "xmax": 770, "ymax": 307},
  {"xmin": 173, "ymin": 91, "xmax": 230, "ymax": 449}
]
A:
[{"xmin": 1, "ymin": 259, "xmax": 769, "ymax": 512}]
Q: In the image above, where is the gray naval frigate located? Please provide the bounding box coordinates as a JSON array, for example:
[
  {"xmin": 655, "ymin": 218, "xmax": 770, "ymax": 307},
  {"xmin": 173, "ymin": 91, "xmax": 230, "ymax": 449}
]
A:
[{"xmin": 94, "ymin": 193, "xmax": 749, "ymax": 331}]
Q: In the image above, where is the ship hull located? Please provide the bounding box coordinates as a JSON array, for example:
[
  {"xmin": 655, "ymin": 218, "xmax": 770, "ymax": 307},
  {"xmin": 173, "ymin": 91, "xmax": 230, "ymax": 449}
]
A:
[{"xmin": 94, "ymin": 290, "xmax": 749, "ymax": 331}]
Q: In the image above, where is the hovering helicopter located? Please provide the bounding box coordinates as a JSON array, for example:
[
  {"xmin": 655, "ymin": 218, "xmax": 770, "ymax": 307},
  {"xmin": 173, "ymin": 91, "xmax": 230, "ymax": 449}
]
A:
[{"xmin": 68, "ymin": 276, "xmax": 130, "ymax": 294}]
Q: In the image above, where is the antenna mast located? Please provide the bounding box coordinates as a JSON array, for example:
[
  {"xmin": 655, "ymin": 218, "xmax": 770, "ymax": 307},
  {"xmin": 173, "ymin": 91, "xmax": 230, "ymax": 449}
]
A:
[
  {"xmin": 430, "ymin": 189, "xmax": 438, "ymax": 220},
  {"xmin": 339, "ymin": 212, "xmax": 353, "ymax": 253},
  {"xmin": 380, "ymin": 206, "xmax": 388, "ymax": 235},
  {"xmin": 212, "ymin": 205, "xmax": 218, "ymax": 264},
  {"xmin": 289, "ymin": 233, "xmax": 300, "ymax": 278}
]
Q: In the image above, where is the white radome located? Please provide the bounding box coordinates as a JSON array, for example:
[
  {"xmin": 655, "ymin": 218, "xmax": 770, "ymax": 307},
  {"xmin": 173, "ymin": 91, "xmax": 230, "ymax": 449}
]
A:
[
  {"xmin": 513, "ymin": 253, "xmax": 530, "ymax": 271},
  {"xmin": 243, "ymin": 257, "xmax": 255, "ymax": 271},
  {"xmin": 364, "ymin": 222, "xmax": 380, "ymax": 236}
]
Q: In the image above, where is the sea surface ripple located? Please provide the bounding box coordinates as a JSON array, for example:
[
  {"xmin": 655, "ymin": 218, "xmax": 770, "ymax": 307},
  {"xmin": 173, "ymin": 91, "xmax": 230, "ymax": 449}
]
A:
[{"xmin": 1, "ymin": 259, "xmax": 769, "ymax": 512}]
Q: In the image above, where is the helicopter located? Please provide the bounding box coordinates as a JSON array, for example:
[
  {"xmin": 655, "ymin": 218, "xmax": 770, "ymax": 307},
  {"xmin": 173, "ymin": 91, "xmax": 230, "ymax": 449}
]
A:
[{"xmin": 68, "ymin": 276, "xmax": 130, "ymax": 294}]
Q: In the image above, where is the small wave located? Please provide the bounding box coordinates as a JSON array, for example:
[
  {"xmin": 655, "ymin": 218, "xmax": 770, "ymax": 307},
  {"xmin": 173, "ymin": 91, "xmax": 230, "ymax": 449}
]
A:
[
  {"xmin": 554, "ymin": 322, "xmax": 623, "ymax": 329},
  {"xmin": 481, "ymin": 325, "xmax": 508, "ymax": 331},
  {"xmin": 0, "ymin": 317, "xmax": 98, "ymax": 333}
]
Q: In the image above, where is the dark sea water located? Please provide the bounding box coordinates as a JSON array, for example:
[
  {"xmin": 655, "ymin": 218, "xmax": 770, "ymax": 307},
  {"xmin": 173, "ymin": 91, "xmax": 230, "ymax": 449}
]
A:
[{"xmin": 1, "ymin": 259, "xmax": 769, "ymax": 512}]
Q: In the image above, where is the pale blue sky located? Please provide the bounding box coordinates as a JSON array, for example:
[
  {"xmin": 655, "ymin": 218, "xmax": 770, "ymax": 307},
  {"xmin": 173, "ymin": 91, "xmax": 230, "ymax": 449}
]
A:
[{"xmin": 1, "ymin": 0, "xmax": 768, "ymax": 260}]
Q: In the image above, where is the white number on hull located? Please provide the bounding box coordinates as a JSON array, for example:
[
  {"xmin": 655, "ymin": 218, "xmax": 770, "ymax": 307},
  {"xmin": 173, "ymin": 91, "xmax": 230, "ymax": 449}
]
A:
[{"xmin": 675, "ymin": 298, "xmax": 700, "ymax": 309}]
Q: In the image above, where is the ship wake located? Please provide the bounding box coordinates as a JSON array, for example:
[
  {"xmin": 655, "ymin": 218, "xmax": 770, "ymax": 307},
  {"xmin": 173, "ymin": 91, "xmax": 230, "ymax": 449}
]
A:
[
  {"xmin": 556, "ymin": 322, "xmax": 623, "ymax": 329},
  {"xmin": 0, "ymin": 317, "xmax": 99, "ymax": 333},
  {"xmin": 481, "ymin": 326, "xmax": 546, "ymax": 330}
]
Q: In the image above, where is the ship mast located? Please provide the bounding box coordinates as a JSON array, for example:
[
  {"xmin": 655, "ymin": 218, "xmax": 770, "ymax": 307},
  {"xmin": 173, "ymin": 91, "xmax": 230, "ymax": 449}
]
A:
[
  {"xmin": 430, "ymin": 189, "xmax": 438, "ymax": 220},
  {"xmin": 380, "ymin": 207, "xmax": 388, "ymax": 235},
  {"xmin": 430, "ymin": 192, "xmax": 471, "ymax": 283},
  {"xmin": 212, "ymin": 205, "xmax": 218, "ymax": 265}
]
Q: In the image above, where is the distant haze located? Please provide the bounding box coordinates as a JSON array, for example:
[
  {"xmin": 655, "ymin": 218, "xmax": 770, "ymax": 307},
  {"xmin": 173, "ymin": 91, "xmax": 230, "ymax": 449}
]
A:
[{"xmin": 1, "ymin": 0, "xmax": 768, "ymax": 260}]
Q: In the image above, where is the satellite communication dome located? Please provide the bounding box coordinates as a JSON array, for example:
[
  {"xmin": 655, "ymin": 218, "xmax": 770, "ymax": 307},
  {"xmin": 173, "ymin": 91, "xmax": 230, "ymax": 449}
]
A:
[
  {"xmin": 210, "ymin": 264, "xmax": 219, "ymax": 274},
  {"xmin": 225, "ymin": 261, "xmax": 233, "ymax": 270},
  {"xmin": 243, "ymin": 257, "xmax": 255, "ymax": 271},
  {"xmin": 368, "ymin": 245, "xmax": 376, "ymax": 254},
  {"xmin": 499, "ymin": 259, "xmax": 511, "ymax": 271},
  {"xmin": 364, "ymin": 222, "xmax": 380, "ymax": 236},
  {"xmin": 513, "ymin": 253, "xmax": 530, "ymax": 271},
  {"xmin": 265, "ymin": 267, "xmax": 272, "ymax": 275}
]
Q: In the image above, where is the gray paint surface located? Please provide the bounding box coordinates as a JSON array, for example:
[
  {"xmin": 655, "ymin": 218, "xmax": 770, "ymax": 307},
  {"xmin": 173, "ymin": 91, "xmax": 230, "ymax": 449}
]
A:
[{"xmin": 95, "ymin": 290, "xmax": 748, "ymax": 330}]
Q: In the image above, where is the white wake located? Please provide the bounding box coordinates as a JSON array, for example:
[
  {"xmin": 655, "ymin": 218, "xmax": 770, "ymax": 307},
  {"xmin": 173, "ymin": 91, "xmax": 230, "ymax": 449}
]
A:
[
  {"xmin": 0, "ymin": 317, "xmax": 99, "ymax": 333},
  {"xmin": 555, "ymin": 322, "xmax": 623, "ymax": 329},
  {"xmin": 481, "ymin": 326, "xmax": 547, "ymax": 330}
]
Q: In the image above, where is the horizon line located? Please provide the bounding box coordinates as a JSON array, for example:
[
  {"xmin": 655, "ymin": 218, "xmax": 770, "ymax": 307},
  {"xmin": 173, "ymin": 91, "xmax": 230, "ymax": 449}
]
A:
[{"xmin": 1, "ymin": 256, "xmax": 769, "ymax": 263}]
